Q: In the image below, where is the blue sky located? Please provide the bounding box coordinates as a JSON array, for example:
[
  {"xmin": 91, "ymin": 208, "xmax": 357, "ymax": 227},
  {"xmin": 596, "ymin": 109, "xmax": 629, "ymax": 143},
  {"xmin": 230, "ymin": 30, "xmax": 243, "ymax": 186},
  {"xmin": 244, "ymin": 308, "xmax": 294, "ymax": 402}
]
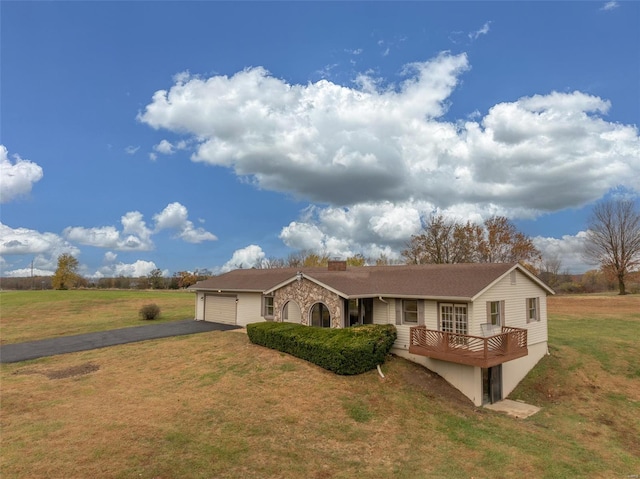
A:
[{"xmin": 1, "ymin": 1, "xmax": 639, "ymax": 278}]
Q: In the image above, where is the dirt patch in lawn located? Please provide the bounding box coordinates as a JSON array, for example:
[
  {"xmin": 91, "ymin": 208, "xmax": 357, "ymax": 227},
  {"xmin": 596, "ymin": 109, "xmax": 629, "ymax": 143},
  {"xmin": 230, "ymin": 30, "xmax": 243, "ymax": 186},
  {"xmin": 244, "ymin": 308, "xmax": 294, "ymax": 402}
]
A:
[{"xmin": 12, "ymin": 362, "xmax": 100, "ymax": 380}]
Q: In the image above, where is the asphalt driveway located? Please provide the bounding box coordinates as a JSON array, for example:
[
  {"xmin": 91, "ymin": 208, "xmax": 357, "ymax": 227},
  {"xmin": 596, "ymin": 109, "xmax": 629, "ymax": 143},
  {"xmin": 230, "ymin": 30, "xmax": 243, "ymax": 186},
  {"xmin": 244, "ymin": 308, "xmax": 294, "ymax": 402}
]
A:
[{"xmin": 0, "ymin": 320, "xmax": 240, "ymax": 364}]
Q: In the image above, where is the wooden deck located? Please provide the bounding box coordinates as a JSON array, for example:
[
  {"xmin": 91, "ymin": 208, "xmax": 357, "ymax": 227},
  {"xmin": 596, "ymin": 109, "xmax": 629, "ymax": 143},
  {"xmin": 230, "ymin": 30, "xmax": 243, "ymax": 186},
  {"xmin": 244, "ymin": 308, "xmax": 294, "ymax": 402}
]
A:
[{"xmin": 408, "ymin": 325, "xmax": 528, "ymax": 368}]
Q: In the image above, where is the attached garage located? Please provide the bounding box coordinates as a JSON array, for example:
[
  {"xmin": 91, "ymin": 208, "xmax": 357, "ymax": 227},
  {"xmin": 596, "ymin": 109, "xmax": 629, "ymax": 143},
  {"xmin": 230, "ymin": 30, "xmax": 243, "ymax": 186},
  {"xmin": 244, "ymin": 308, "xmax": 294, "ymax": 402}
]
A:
[{"xmin": 204, "ymin": 294, "xmax": 237, "ymax": 325}]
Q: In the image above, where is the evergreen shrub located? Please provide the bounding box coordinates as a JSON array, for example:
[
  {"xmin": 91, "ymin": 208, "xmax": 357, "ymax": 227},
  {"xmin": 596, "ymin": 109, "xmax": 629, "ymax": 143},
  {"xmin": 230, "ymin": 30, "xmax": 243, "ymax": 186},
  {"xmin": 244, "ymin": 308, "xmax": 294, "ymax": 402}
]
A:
[{"xmin": 246, "ymin": 322, "xmax": 397, "ymax": 375}]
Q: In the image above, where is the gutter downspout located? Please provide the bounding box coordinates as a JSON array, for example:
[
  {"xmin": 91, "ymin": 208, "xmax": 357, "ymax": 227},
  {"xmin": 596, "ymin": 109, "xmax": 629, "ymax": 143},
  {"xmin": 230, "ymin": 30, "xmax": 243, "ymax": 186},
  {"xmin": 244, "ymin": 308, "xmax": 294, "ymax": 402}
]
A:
[{"xmin": 377, "ymin": 296, "xmax": 390, "ymax": 379}]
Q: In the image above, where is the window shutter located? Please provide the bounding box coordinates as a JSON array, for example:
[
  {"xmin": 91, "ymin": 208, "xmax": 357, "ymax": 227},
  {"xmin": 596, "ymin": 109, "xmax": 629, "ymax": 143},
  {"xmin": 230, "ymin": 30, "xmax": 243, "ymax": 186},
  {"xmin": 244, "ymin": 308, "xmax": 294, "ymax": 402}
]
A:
[
  {"xmin": 395, "ymin": 300, "xmax": 402, "ymax": 325},
  {"xmin": 418, "ymin": 300, "xmax": 425, "ymax": 325},
  {"xmin": 486, "ymin": 301, "xmax": 491, "ymax": 323},
  {"xmin": 261, "ymin": 295, "xmax": 265, "ymax": 317},
  {"xmin": 500, "ymin": 300, "xmax": 505, "ymax": 326},
  {"xmin": 536, "ymin": 297, "xmax": 540, "ymax": 321}
]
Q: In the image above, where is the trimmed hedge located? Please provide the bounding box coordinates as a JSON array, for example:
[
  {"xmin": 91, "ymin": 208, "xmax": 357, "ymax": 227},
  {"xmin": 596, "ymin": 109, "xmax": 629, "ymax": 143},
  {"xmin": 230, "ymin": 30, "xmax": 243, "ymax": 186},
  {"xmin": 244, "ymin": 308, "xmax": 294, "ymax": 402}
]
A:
[{"xmin": 246, "ymin": 322, "xmax": 397, "ymax": 375}]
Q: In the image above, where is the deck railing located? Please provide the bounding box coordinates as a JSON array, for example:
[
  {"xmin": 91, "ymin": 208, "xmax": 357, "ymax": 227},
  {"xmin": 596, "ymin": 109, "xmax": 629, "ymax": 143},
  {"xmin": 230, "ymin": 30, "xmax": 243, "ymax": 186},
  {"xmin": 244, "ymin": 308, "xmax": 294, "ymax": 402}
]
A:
[{"xmin": 408, "ymin": 325, "xmax": 528, "ymax": 368}]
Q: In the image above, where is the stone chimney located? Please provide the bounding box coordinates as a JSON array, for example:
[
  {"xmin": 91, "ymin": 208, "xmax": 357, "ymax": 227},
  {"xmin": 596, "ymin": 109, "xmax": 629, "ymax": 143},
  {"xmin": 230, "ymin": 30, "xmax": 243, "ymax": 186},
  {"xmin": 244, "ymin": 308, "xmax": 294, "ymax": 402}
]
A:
[{"xmin": 328, "ymin": 260, "xmax": 347, "ymax": 271}]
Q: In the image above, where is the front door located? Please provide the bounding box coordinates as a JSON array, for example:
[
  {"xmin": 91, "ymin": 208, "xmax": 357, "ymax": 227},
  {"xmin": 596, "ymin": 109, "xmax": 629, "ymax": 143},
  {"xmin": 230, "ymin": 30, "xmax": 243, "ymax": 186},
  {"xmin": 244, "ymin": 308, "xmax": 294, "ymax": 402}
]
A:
[{"xmin": 482, "ymin": 365, "xmax": 502, "ymax": 404}]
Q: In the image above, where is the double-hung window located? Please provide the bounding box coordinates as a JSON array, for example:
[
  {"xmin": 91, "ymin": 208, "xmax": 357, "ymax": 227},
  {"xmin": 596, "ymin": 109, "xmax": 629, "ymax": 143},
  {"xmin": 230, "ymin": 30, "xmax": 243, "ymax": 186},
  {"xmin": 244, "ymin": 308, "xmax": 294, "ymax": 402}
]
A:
[
  {"xmin": 263, "ymin": 295, "xmax": 274, "ymax": 319},
  {"xmin": 402, "ymin": 300, "xmax": 418, "ymax": 324},
  {"xmin": 488, "ymin": 301, "xmax": 503, "ymax": 326},
  {"xmin": 527, "ymin": 297, "xmax": 540, "ymax": 323}
]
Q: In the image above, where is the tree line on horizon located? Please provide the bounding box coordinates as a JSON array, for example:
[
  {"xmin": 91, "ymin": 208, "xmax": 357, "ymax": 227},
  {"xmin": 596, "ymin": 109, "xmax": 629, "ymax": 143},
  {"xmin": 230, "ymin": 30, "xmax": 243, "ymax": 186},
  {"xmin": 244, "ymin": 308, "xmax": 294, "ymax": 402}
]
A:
[{"xmin": 2, "ymin": 199, "xmax": 639, "ymax": 295}]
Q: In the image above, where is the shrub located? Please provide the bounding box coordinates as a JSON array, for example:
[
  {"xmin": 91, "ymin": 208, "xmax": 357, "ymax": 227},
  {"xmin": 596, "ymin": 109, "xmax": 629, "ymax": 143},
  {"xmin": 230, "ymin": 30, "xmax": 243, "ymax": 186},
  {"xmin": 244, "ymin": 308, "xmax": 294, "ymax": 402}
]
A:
[
  {"xmin": 246, "ymin": 322, "xmax": 397, "ymax": 375},
  {"xmin": 139, "ymin": 303, "xmax": 161, "ymax": 320}
]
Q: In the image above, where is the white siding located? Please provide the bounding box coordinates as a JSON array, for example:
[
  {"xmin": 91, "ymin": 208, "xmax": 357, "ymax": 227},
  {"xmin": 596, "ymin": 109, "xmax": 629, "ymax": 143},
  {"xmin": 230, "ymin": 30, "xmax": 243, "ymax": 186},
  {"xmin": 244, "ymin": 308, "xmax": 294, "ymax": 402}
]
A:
[
  {"xmin": 236, "ymin": 292, "xmax": 265, "ymax": 327},
  {"xmin": 424, "ymin": 300, "xmax": 438, "ymax": 329},
  {"xmin": 195, "ymin": 292, "xmax": 205, "ymax": 320},
  {"xmin": 373, "ymin": 298, "xmax": 391, "ymax": 325},
  {"xmin": 377, "ymin": 299, "xmax": 440, "ymax": 352},
  {"xmin": 474, "ymin": 269, "xmax": 549, "ymax": 346}
]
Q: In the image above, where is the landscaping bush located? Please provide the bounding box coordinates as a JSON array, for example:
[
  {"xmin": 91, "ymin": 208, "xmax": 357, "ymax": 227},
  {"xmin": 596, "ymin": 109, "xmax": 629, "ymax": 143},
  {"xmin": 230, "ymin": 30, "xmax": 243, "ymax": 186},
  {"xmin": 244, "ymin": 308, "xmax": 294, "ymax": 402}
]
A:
[
  {"xmin": 246, "ymin": 322, "xmax": 397, "ymax": 375},
  {"xmin": 139, "ymin": 303, "xmax": 161, "ymax": 320}
]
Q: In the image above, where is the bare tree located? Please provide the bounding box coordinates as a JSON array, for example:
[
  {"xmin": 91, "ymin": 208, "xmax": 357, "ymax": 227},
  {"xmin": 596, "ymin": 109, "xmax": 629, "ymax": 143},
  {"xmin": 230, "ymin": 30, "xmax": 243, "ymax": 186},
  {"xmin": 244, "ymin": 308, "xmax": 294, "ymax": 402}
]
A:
[
  {"xmin": 402, "ymin": 215, "xmax": 539, "ymax": 266},
  {"xmin": 256, "ymin": 257, "xmax": 286, "ymax": 269},
  {"xmin": 539, "ymin": 253, "xmax": 563, "ymax": 288},
  {"xmin": 583, "ymin": 199, "xmax": 640, "ymax": 295}
]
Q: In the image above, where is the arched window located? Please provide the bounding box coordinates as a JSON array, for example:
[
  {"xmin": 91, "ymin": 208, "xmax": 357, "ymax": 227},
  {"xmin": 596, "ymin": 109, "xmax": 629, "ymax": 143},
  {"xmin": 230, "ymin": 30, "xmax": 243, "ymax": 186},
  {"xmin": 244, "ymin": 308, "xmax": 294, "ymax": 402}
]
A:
[{"xmin": 310, "ymin": 302, "xmax": 331, "ymax": 328}]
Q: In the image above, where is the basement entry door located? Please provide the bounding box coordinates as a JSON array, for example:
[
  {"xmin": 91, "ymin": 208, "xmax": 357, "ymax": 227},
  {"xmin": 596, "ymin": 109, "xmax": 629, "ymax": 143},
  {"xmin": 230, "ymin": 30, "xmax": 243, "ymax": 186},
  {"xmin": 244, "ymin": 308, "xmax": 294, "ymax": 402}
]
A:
[{"xmin": 204, "ymin": 295, "xmax": 237, "ymax": 325}]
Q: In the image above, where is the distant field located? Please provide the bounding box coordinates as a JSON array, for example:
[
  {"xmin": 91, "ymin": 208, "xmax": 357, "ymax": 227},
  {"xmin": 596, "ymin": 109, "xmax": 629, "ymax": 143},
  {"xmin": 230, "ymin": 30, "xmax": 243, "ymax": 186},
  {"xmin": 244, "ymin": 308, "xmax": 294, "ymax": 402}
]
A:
[
  {"xmin": 1, "ymin": 293, "xmax": 639, "ymax": 479},
  {"xmin": 0, "ymin": 290, "xmax": 195, "ymax": 344}
]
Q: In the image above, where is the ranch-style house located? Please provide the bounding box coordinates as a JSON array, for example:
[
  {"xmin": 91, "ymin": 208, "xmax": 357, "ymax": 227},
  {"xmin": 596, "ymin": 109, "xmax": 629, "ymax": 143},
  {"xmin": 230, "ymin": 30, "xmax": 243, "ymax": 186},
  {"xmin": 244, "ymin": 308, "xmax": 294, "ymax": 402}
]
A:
[{"xmin": 190, "ymin": 261, "xmax": 554, "ymax": 406}]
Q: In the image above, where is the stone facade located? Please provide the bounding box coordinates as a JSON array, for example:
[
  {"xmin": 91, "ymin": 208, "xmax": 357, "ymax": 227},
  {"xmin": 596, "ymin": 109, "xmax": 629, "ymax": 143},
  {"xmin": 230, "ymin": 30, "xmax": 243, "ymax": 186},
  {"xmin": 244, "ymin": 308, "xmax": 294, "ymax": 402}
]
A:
[{"xmin": 272, "ymin": 277, "xmax": 344, "ymax": 328}]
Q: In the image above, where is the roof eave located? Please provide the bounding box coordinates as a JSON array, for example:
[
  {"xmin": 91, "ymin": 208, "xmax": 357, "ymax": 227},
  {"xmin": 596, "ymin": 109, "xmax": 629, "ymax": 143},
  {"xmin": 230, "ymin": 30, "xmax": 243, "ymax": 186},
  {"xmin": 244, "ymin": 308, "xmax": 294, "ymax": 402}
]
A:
[
  {"xmin": 348, "ymin": 294, "xmax": 474, "ymax": 302},
  {"xmin": 190, "ymin": 287, "xmax": 266, "ymax": 293}
]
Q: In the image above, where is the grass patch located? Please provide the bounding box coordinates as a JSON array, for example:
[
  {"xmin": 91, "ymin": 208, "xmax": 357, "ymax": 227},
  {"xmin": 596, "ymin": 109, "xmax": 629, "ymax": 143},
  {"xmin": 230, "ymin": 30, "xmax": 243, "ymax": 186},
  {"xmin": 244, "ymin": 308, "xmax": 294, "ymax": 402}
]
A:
[
  {"xmin": 0, "ymin": 293, "xmax": 639, "ymax": 478},
  {"xmin": 0, "ymin": 290, "xmax": 194, "ymax": 343},
  {"xmin": 341, "ymin": 397, "xmax": 374, "ymax": 423}
]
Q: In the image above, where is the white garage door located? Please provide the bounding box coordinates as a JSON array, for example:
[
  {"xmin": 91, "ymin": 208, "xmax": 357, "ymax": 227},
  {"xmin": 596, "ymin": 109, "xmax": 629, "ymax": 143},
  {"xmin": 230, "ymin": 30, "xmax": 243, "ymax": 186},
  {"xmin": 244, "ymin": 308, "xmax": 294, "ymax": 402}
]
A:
[{"xmin": 204, "ymin": 295, "xmax": 237, "ymax": 325}]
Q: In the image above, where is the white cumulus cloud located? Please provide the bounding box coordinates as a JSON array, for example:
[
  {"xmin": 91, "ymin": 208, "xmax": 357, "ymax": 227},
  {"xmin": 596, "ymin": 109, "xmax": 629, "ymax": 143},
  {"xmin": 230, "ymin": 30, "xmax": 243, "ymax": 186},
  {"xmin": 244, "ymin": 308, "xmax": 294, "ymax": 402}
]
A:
[
  {"xmin": 1, "ymin": 222, "xmax": 78, "ymax": 257},
  {"xmin": 62, "ymin": 202, "xmax": 216, "ymax": 251},
  {"xmin": 64, "ymin": 211, "xmax": 154, "ymax": 251},
  {"xmin": 218, "ymin": 245, "xmax": 266, "ymax": 273},
  {"xmin": 0, "ymin": 145, "xmax": 44, "ymax": 203},
  {"xmin": 0, "ymin": 222, "xmax": 80, "ymax": 275},
  {"xmin": 533, "ymin": 231, "xmax": 590, "ymax": 273},
  {"xmin": 153, "ymin": 202, "xmax": 217, "ymax": 243},
  {"xmin": 138, "ymin": 53, "xmax": 639, "ymax": 217},
  {"xmin": 93, "ymin": 260, "xmax": 161, "ymax": 278},
  {"xmin": 138, "ymin": 53, "xmax": 639, "ymax": 263},
  {"xmin": 154, "ymin": 139, "xmax": 175, "ymax": 154}
]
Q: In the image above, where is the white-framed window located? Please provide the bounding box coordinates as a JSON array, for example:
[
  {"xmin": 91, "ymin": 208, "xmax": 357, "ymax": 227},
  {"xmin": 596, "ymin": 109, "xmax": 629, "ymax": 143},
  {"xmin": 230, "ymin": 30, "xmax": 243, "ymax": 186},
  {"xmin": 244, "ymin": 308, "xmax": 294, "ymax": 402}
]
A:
[
  {"xmin": 527, "ymin": 297, "xmax": 540, "ymax": 323},
  {"xmin": 403, "ymin": 299, "xmax": 418, "ymax": 324},
  {"xmin": 262, "ymin": 295, "xmax": 274, "ymax": 318},
  {"xmin": 488, "ymin": 301, "xmax": 504, "ymax": 326},
  {"xmin": 440, "ymin": 303, "xmax": 468, "ymax": 335}
]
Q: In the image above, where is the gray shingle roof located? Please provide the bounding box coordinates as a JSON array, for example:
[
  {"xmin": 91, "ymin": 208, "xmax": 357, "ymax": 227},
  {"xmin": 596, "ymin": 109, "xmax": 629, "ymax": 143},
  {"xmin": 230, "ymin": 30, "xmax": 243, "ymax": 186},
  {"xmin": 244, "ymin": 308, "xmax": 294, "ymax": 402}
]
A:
[{"xmin": 190, "ymin": 263, "xmax": 549, "ymax": 299}]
